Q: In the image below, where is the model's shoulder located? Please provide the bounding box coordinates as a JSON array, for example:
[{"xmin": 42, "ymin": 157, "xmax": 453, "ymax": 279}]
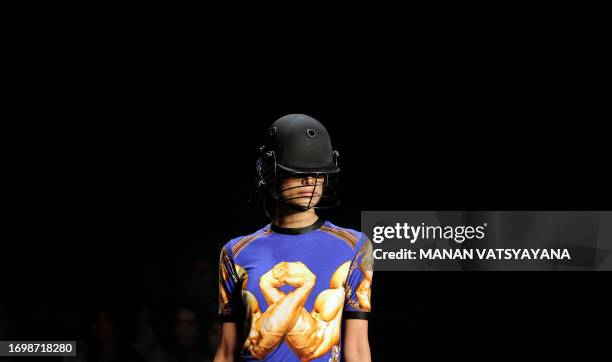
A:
[
  {"xmin": 223, "ymin": 225, "xmax": 273, "ymax": 257},
  {"xmin": 319, "ymin": 221, "xmax": 367, "ymax": 249}
]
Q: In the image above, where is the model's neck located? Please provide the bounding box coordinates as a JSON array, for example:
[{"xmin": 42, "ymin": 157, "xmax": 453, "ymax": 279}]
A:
[{"xmin": 274, "ymin": 204, "xmax": 319, "ymax": 228}]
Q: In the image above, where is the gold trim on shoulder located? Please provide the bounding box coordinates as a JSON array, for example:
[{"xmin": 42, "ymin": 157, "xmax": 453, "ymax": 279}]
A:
[
  {"xmin": 319, "ymin": 225, "xmax": 359, "ymax": 249},
  {"xmin": 232, "ymin": 230, "xmax": 272, "ymax": 257}
]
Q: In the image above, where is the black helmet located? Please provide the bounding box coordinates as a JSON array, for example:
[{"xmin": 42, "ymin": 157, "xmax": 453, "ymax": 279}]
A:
[{"xmin": 254, "ymin": 114, "xmax": 340, "ymax": 216}]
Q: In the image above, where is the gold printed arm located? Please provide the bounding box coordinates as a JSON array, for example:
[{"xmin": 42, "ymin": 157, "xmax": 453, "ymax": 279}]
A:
[
  {"xmin": 356, "ymin": 268, "xmax": 373, "ymax": 311},
  {"xmin": 246, "ymin": 262, "xmax": 316, "ymax": 359},
  {"xmin": 285, "ymin": 261, "xmax": 350, "ymax": 361}
]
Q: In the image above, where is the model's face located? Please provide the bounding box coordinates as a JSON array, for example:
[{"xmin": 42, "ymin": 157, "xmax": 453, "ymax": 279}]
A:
[{"xmin": 278, "ymin": 174, "xmax": 325, "ymax": 208}]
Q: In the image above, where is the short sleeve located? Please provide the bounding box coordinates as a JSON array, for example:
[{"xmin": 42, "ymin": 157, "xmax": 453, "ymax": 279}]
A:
[
  {"xmin": 218, "ymin": 245, "xmax": 242, "ymax": 322},
  {"xmin": 343, "ymin": 235, "xmax": 374, "ymax": 320}
]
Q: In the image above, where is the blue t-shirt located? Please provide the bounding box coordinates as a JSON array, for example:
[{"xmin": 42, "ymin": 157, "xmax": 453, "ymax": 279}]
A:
[{"xmin": 218, "ymin": 218, "xmax": 373, "ymax": 361}]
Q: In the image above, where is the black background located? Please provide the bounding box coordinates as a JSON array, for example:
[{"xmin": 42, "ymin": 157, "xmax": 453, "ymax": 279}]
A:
[{"xmin": 2, "ymin": 30, "xmax": 609, "ymax": 361}]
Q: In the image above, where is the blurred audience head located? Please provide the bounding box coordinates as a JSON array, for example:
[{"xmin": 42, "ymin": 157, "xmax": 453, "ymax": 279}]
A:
[{"xmin": 174, "ymin": 304, "xmax": 201, "ymax": 348}]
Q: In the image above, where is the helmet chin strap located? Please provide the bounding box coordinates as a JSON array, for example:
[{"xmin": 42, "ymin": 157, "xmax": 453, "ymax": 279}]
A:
[
  {"xmin": 281, "ymin": 201, "xmax": 314, "ymax": 212},
  {"xmin": 262, "ymin": 188, "xmax": 315, "ymax": 222},
  {"xmin": 272, "ymin": 191, "xmax": 317, "ymax": 212}
]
